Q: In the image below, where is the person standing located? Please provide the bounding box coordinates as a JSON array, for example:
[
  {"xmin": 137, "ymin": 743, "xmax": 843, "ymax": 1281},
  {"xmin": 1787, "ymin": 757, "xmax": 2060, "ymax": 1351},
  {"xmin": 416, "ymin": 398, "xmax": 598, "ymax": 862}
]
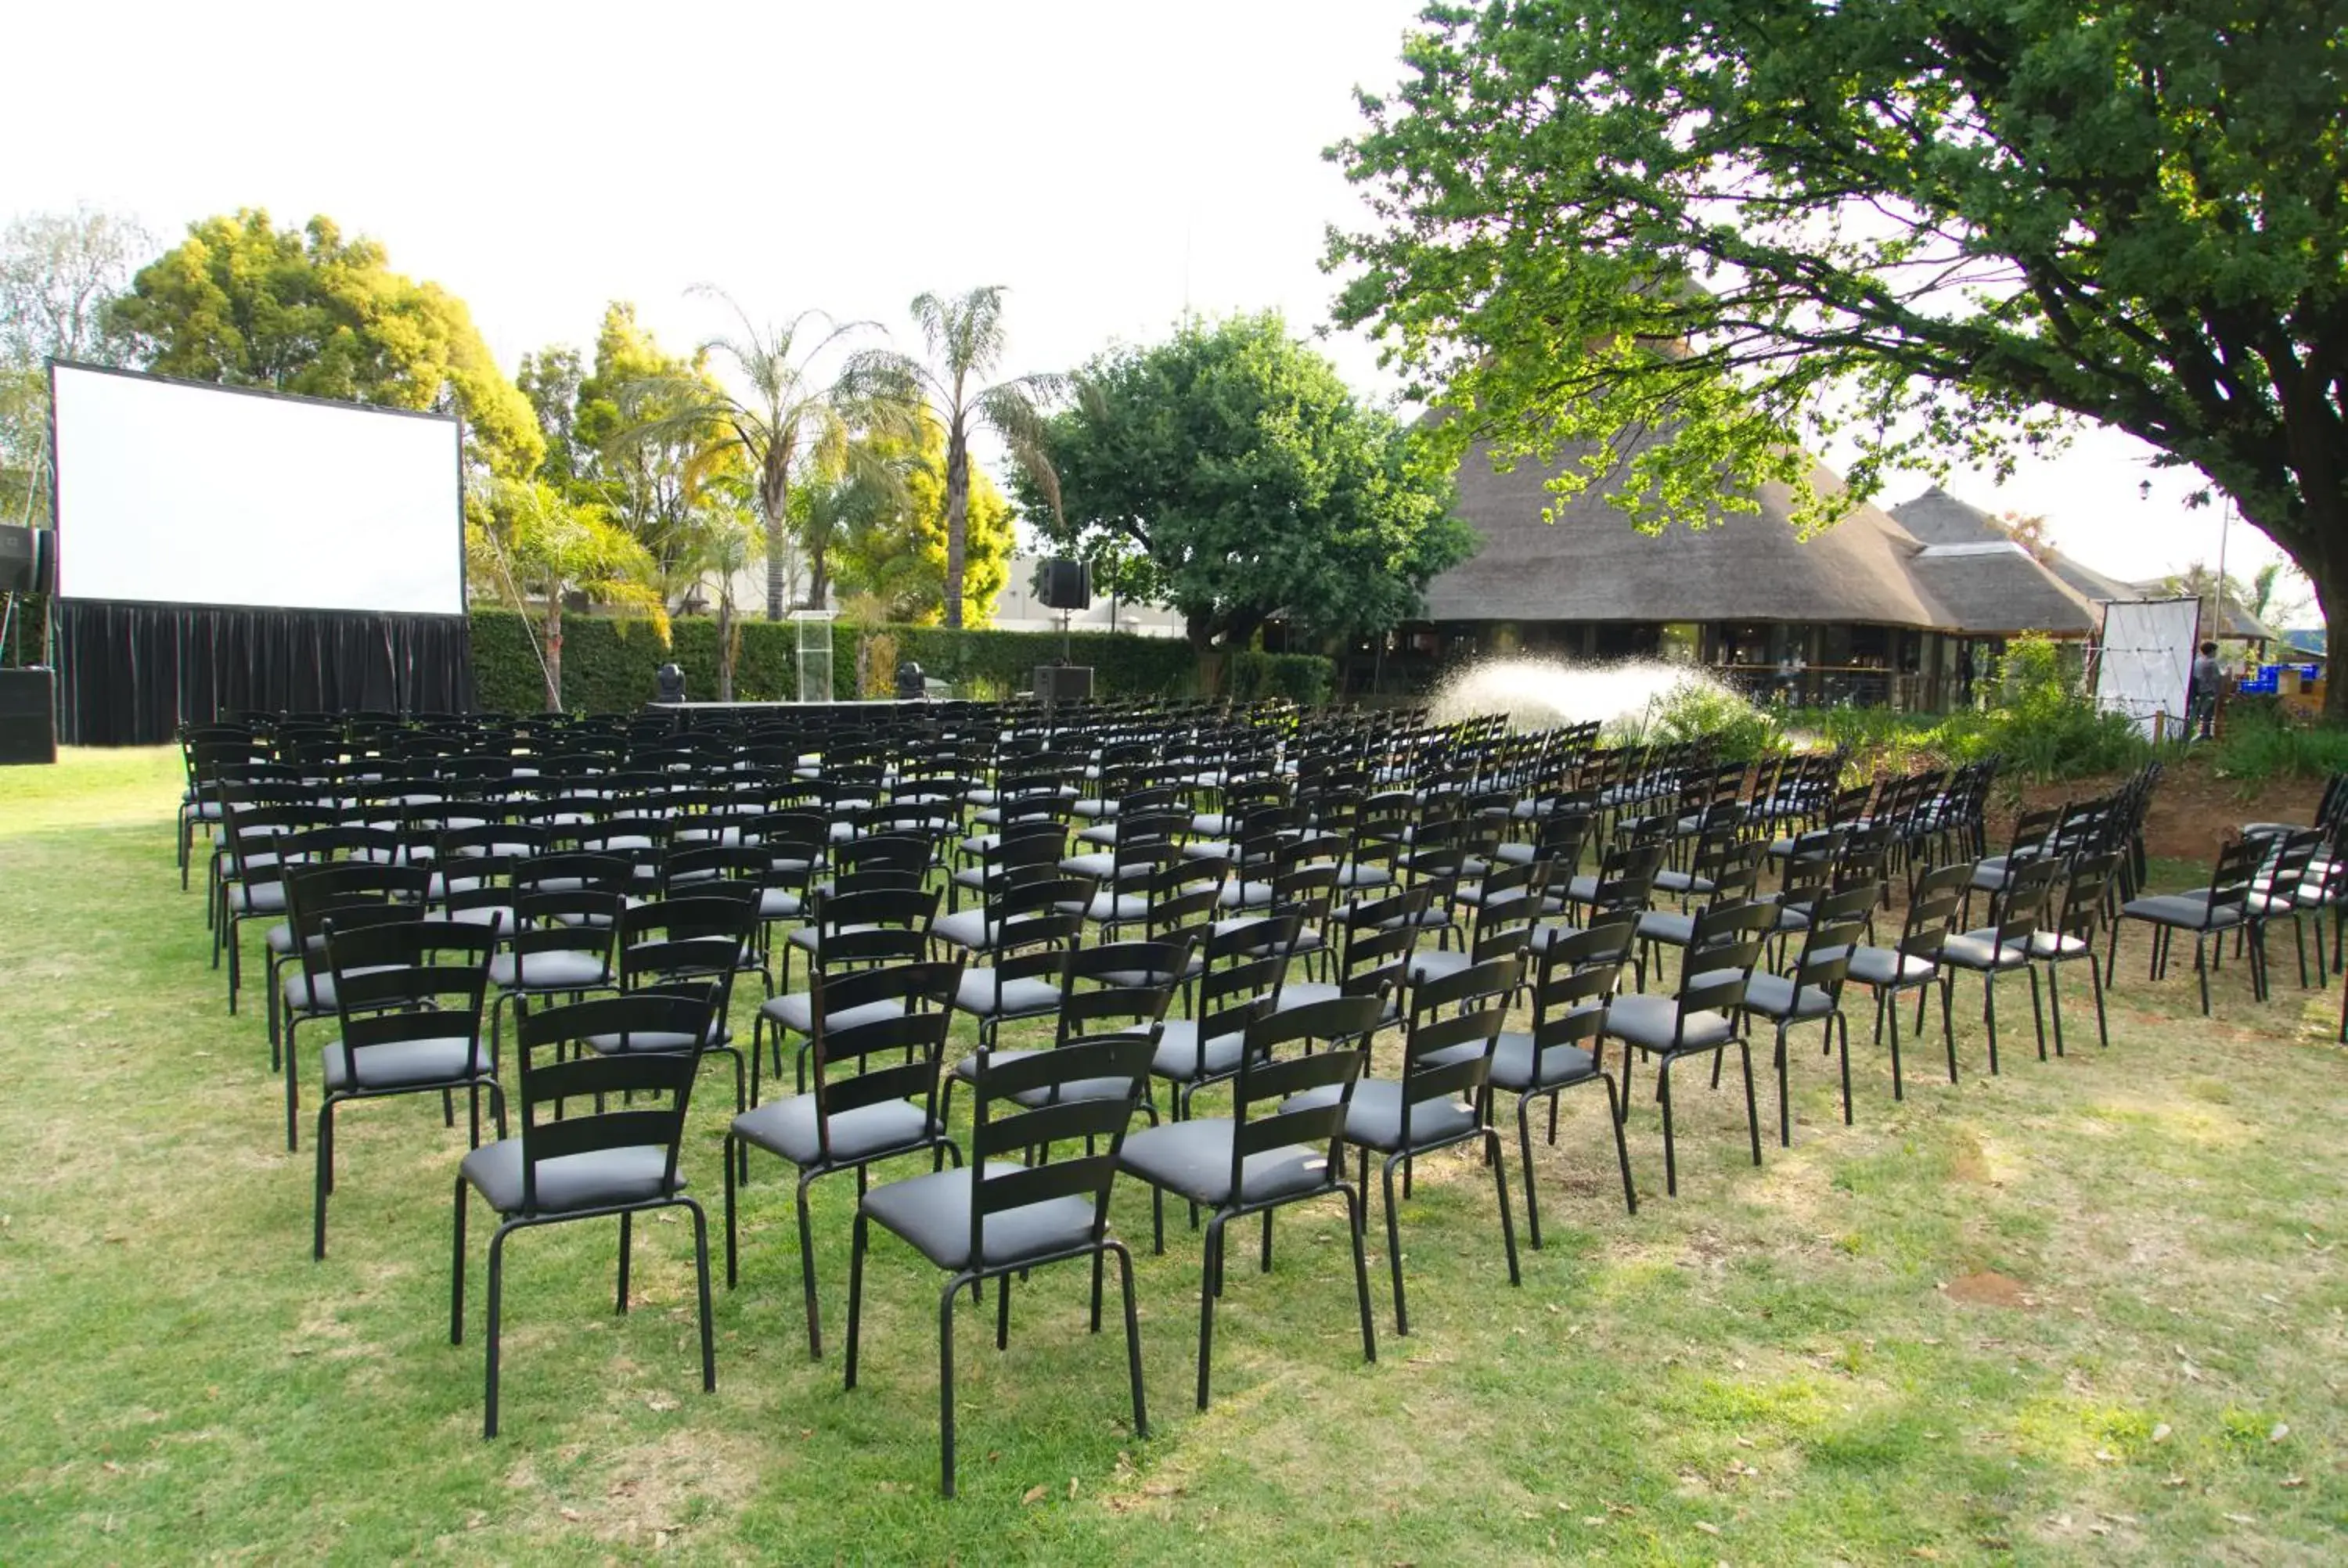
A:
[{"xmin": 2190, "ymin": 640, "xmax": 2223, "ymax": 740}]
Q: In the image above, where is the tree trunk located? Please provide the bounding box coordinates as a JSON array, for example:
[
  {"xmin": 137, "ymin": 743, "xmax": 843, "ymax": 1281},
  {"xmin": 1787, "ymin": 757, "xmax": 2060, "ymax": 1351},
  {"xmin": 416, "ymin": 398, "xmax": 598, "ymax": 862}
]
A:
[
  {"xmin": 942, "ymin": 424, "xmax": 971, "ymax": 631},
  {"xmin": 2314, "ymin": 549, "xmax": 2348, "ymax": 725},
  {"xmin": 764, "ymin": 509, "xmax": 787, "ymax": 621},
  {"xmin": 806, "ymin": 544, "xmax": 830, "ymax": 614},
  {"xmin": 542, "ymin": 600, "xmax": 564, "ymax": 713},
  {"xmin": 715, "ymin": 591, "xmax": 736, "ymax": 702}
]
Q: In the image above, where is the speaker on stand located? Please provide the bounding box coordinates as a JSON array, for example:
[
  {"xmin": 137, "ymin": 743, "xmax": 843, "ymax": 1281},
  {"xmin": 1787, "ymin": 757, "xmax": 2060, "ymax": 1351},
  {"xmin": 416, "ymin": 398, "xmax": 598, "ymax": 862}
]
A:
[{"xmin": 1035, "ymin": 557, "xmax": 1094, "ymax": 707}]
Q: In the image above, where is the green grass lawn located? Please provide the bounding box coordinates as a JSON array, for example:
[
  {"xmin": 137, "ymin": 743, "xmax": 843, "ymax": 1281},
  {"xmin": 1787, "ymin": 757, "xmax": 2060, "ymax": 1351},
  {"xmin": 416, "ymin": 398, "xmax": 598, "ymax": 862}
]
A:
[{"xmin": 2, "ymin": 750, "xmax": 2343, "ymax": 1563}]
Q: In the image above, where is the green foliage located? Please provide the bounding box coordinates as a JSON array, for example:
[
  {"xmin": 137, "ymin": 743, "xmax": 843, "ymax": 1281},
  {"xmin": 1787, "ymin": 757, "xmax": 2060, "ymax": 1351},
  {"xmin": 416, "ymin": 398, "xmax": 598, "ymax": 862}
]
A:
[
  {"xmin": 1967, "ymin": 635, "xmax": 2152, "ymax": 785},
  {"xmin": 1025, "ymin": 311, "xmax": 1474, "ymax": 649},
  {"xmin": 1614, "ymin": 677, "xmax": 1782, "ymax": 761},
  {"xmin": 106, "ymin": 209, "xmax": 542, "ymax": 477},
  {"xmin": 840, "ymin": 286, "xmax": 1061, "ymax": 631},
  {"xmin": 827, "ymin": 411, "xmax": 1015, "ymax": 626},
  {"xmin": 1224, "ymin": 650, "xmax": 1336, "ymax": 707},
  {"xmin": 1786, "ymin": 638, "xmax": 2152, "ymax": 785},
  {"xmin": 2206, "ymin": 709, "xmax": 2348, "ymax": 786},
  {"xmin": 464, "ymin": 610, "xmax": 1316, "ymax": 714},
  {"xmin": 1328, "ymin": 2, "xmax": 2348, "ymax": 702},
  {"xmin": 524, "ymin": 304, "xmax": 738, "ymax": 602}
]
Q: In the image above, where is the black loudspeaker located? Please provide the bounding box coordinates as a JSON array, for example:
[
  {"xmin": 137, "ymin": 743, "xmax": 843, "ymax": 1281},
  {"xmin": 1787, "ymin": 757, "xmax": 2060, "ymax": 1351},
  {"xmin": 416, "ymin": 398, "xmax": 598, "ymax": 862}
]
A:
[
  {"xmin": 1033, "ymin": 664, "xmax": 1093, "ymax": 704},
  {"xmin": 0, "ymin": 667, "xmax": 57, "ymax": 765},
  {"xmin": 1039, "ymin": 557, "xmax": 1092, "ymax": 612},
  {"xmin": 0, "ymin": 525, "xmax": 32, "ymax": 593},
  {"xmin": 31, "ymin": 527, "xmax": 55, "ymax": 595}
]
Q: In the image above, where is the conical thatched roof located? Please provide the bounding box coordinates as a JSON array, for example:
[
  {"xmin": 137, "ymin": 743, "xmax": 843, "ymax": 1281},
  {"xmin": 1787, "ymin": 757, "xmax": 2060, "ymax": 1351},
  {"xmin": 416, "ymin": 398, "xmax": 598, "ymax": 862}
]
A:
[{"xmin": 1430, "ymin": 446, "xmax": 2117, "ymax": 635}]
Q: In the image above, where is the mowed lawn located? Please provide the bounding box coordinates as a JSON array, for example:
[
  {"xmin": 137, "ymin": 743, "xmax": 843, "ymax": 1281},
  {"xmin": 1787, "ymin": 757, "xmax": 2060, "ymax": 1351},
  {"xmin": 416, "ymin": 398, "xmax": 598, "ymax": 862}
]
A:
[{"xmin": 2, "ymin": 749, "xmax": 2343, "ymax": 1564}]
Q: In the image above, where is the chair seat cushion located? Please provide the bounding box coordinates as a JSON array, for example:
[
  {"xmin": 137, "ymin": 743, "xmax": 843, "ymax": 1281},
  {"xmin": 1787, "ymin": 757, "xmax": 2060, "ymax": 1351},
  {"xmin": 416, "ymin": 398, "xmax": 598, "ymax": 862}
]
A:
[
  {"xmin": 460, "ymin": 1139, "xmax": 683, "ymax": 1217},
  {"xmin": 759, "ymin": 992, "xmax": 909, "ymax": 1038},
  {"xmin": 1634, "ymin": 910, "xmax": 1696, "ymax": 947},
  {"xmin": 757, "ymin": 887, "xmax": 804, "ymax": 920},
  {"xmin": 931, "ymin": 908, "xmax": 994, "ymax": 951},
  {"xmin": 732, "ymin": 1094, "xmax": 942, "ymax": 1167},
  {"xmin": 321, "ymin": 1034, "xmax": 486, "ymax": 1092},
  {"xmin": 859, "ymin": 1162, "xmax": 1102, "ymax": 1271},
  {"xmin": 1740, "ymin": 972, "xmax": 1836, "ymax": 1023},
  {"xmin": 1604, "ymin": 992, "xmax": 1734, "ymax": 1052},
  {"xmin": 1939, "ymin": 931, "xmax": 2032, "ymax": 972},
  {"xmin": 1845, "ymin": 946, "xmax": 1937, "ymax": 986},
  {"xmin": 225, "ymin": 883, "xmax": 287, "ymax": 915},
  {"xmin": 1271, "ymin": 980, "xmax": 1399, "ymax": 1023},
  {"xmin": 486, "ymin": 950, "xmax": 609, "ymax": 991},
  {"xmin": 1334, "ymin": 863, "xmax": 1394, "ymax": 890},
  {"xmin": 1080, "ymin": 890, "xmax": 1152, "ymax": 925},
  {"xmin": 1406, "ymin": 948, "xmax": 1473, "ymax": 986},
  {"xmin": 1118, "ymin": 1118, "xmax": 1331, "ymax": 1207},
  {"xmin": 2121, "ymin": 892, "xmax": 2242, "ymax": 930},
  {"xmin": 953, "ymin": 970, "xmax": 1063, "ymax": 1019},
  {"xmin": 1150, "ymin": 1018, "xmax": 1250, "ymax": 1083},
  {"xmin": 580, "ymin": 1021, "xmax": 728, "ymax": 1055},
  {"xmin": 1282, "ymin": 1077, "xmax": 1476, "ymax": 1154},
  {"xmin": 1486, "ymin": 1027, "xmax": 1601, "ymax": 1092}
]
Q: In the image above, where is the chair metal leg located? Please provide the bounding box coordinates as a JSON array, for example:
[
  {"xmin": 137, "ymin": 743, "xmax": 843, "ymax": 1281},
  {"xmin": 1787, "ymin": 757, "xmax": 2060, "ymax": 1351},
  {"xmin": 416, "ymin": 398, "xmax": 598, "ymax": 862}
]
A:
[
  {"xmin": 1657, "ymin": 1056, "xmax": 1678, "ymax": 1196},
  {"xmin": 1835, "ymin": 1012, "xmax": 1853, "ymax": 1124},
  {"xmin": 1342, "ymin": 1183, "xmax": 1378, "ymax": 1362},
  {"xmin": 1197, "ymin": 1213, "xmax": 1225, "ymax": 1409},
  {"xmin": 2089, "ymin": 951, "xmax": 2109, "ymax": 1048},
  {"xmin": 938, "ymin": 1275, "xmax": 960, "ymax": 1498},
  {"xmin": 1381, "ymin": 1156, "xmax": 1409, "ymax": 1335},
  {"xmin": 1774, "ymin": 1022, "xmax": 1792, "ymax": 1147},
  {"xmin": 1738, "ymin": 1043, "xmax": 1762, "ymax": 1166},
  {"xmin": 484, "ymin": 1223, "xmax": 511, "ymax": 1439},
  {"xmin": 312, "ymin": 1099, "xmax": 335, "ymax": 1261},
  {"xmin": 451, "ymin": 1178, "xmax": 468, "ymax": 1345},
  {"xmin": 1111, "ymin": 1241, "xmax": 1147, "ymax": 1437},
  {"xmin": 798, "ymin": 1173, "xmax": 824, "ymax": 1358},
  {"xmin": 686, "ymin": 1199, "xmax": 715, "ymax": 1394},
  {"xmin": 617, "ymin": 1211, "xmax": 632, "ymax": 1314},
  {"xmin": 843, "ymin": 1214, "xmax": 868, "ymax": 1390},
  {"xmin": 1486, "ymin": 1128, "xmax": 1521, "ymax": 1286},
  {"xmin": 1517, "ymin": 1094, "xmax": 1544, "ymax": 1249}
]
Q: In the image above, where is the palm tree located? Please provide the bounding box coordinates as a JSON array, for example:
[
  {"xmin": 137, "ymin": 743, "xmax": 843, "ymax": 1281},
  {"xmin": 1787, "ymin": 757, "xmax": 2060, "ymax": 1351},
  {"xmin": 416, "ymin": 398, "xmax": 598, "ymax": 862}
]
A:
[
  {"xmin": 790, "ymin": 433, "xmax": 916, "ymax": 613},
  {"xmin": 675, "ymin": 477, "xmax": 764, "ymax": 700},
  {"xmin": 621, "ymin": 290, "xmax": 873, "ymax": 620},
  {"xmin": 846, "ymin": 286, "xmax": 1062, "ymax": 628}
]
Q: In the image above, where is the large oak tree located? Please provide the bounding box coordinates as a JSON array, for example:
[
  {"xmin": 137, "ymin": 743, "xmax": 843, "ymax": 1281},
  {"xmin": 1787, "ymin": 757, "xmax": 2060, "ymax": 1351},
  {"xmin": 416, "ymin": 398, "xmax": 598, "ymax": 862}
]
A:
[{"xmin": 1329, "ymin": 2, "xmax": 2348, "ymax": 714}]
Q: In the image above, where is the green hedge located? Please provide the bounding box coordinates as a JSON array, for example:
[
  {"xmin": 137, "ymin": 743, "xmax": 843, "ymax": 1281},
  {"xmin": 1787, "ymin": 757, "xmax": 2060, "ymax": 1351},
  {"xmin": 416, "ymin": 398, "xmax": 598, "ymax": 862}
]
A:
[{"xmin": 466, "ymin": 609, "xmax": 1334, "ymax": 712}]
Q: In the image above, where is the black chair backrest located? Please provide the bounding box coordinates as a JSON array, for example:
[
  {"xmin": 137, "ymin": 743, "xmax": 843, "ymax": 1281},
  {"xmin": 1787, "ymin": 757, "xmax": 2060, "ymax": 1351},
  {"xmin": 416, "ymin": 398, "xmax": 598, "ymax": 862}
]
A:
[
  {"xmin": 1395, "ymin": 955, "xmax": 1522, "ymax": 1137},
  {"xmin": 805, "ymin": 967, "xmax": 963, "ymax": 1163},
  {"xmin": 322, "ymin": 919, "xmax": 498, "ymax": 1087},
  {"xmin": 1674, "ymin": 902, "xmax": 1775, "ymax": 1027},
  {"xmin": 509, "ymin": 992, "xmax": 715, "ymax": 1216},
  {"xmin": 808, "ymin": 885, "xmax": 939, "ymax": 967},
  {"xmin": 963, "ymin": 1034, "xmax": 1157, "ymax": 1265},
  {"xmin": 1223, "ymin": 995, "xmax": 1385, "ymax": 1182}
]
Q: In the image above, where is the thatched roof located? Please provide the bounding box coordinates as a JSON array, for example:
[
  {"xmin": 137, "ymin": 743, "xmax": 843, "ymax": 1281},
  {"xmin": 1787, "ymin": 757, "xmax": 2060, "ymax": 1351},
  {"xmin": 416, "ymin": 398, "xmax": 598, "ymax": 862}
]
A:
[
  {"xmin": 1429, "ymin": 441, "xmax": 1944, "ymax": 626},
  {"xmin": 1886, "ymin": 486, "xmax": 2105, "ymax": 635},
  {"xmin": 1430, "ymin": 448, "xmax": 2118, "ymax": 635}
]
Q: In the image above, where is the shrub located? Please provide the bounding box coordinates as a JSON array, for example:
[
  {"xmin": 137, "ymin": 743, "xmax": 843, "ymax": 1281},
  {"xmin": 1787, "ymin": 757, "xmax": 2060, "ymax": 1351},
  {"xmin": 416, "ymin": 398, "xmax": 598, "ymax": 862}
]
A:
[
  {"xmin": 1627, "ymin": 676, "xmax": 1784, "ymax": 761},
  {"xmin": 464, "ymin": 610, "xmax": 1333, "ymax": 711},
  {"xmin": 2206, "ymin": 707, "xmax": 2348, "ymax": 786},
  {"xmin": 1970, "ymin": 634, "xmax": 2152, "ymax": 784}
]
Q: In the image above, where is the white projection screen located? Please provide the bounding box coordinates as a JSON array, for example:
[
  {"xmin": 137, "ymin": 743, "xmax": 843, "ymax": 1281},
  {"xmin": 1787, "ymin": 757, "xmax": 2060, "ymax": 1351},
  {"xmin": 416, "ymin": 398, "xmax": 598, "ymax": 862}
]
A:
[
  {"xmin": 2093, "ymin": 597, "xmax": 2202, "ymax": 740},
  {"xmin": 50, "ymin": 363, "xmax": 463, "ymax": 614}
]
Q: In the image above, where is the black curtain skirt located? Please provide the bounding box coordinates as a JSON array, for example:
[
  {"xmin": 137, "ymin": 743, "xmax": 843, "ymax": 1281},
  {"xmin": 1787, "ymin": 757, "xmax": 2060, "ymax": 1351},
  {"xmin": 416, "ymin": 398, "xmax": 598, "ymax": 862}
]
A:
[{"xmin": 53, "ymin": 601, "xmax": 474, "ymax": 745}]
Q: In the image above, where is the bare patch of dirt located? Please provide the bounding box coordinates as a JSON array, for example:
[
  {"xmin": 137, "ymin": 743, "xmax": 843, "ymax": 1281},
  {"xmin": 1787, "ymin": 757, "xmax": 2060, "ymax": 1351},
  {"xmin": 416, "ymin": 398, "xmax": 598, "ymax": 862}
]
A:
[
  {"xmin": 2007, "ymin": 758, "xmax": 2321, "ymax": 864},
  {"xmin": 1945, "ymin": 1271, "xmax": 2034, "ymax": 1309}
]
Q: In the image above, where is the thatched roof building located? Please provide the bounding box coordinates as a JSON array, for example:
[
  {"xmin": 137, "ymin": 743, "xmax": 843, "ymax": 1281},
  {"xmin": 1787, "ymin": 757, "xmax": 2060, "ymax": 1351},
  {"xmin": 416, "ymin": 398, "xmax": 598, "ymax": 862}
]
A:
[{"xmin": 1379, "ymin": 447, "xmax": 2188, "ymax": 709}]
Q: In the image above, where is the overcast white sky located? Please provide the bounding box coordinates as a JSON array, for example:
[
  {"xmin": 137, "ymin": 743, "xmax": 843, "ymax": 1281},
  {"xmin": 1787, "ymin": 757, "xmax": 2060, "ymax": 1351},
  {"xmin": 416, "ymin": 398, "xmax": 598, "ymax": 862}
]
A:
[{"xmin": 10, "ymin": 0, "xmax": 2296, "ymax": 610}]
